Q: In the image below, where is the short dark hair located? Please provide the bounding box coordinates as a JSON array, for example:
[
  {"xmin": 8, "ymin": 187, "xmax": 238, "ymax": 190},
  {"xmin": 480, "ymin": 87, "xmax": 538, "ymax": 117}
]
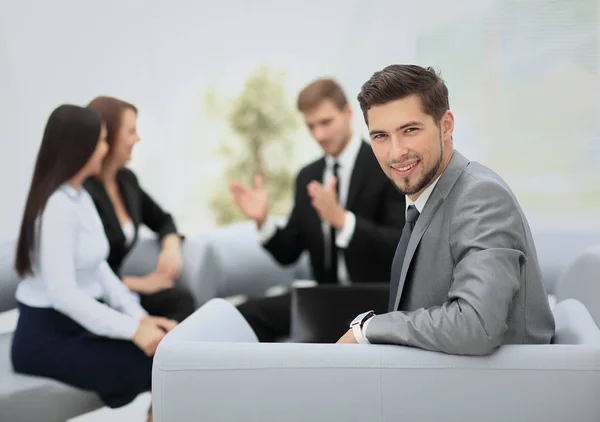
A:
[
  {"xmin": 87, "ymin": 96, "xmax": 137, "ymax": 148},
  {"xmin": 15, "ymin": 105, "xmax": 103, "ymax": 276},
  {"xmin": 357, "ymin": 64, "xmax": 449, "ymax": 125},
  {"xmin": 297, "ymin": 78, "xmax": 348, "ymax": 113}
]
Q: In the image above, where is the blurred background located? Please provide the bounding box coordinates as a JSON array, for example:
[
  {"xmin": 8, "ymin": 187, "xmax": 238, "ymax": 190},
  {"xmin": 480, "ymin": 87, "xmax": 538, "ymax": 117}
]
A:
[
  {"xmin": 0, "ymin": 0, "xmax": 598, "ymax": 237},
  {"xmin": 1, "ymin": 1, "xmax": 599, "ymax": 420}
]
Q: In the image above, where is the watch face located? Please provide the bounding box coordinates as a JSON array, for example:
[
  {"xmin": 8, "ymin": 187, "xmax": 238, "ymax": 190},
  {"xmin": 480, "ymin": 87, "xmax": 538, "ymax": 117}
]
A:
[
  {"xmin": 350, "ymin": 315, "xmax": 363, "ymax": 327},
  {"xmin": 350, "ymin": 311, "xmax": 374, "ymax": 327}
]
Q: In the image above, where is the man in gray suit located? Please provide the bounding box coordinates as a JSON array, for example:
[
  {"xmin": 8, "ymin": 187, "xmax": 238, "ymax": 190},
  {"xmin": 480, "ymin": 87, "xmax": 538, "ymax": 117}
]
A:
[{"xmin": 337, "ymin": 64, "xmax": 555, "ymax": 355}]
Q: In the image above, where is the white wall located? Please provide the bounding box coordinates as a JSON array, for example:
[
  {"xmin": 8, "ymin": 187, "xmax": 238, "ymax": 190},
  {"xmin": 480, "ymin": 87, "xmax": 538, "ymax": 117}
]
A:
[
  {"xmin": 0, "ymin": 0, "xmax": 598, "ymax": 240},
  {"xmin": 0, "ymin": 0, "xmax": 417, "ymax": 239}
]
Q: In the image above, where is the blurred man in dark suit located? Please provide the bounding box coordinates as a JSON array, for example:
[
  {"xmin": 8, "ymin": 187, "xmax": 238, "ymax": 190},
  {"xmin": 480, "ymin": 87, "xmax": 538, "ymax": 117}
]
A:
[{"xmin": 230, "ymin": 78, "xmax": 405, "ymax": 342}]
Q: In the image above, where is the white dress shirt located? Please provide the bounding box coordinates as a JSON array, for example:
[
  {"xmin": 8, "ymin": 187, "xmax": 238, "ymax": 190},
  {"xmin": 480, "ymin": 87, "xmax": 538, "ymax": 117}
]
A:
[
  {"xmin": 258, "ymin": 136, "xmax": 363, "ymax": 284},
  {"xmin": 405, "ymin": 176, "xmax": 441, "ymax": 214},
  {"xmin": 16, "ymin": 184, "xmax": 148, "ymax": 340},
  {"xmin": 359, "ymin": 175, "xmax": 441, "ymax": 342}
]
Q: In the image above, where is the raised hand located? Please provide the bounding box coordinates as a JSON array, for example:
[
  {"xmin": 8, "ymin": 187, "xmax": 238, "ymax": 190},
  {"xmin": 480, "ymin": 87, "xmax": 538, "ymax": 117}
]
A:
[{"xmin": 229, "ymin": 175, "xmax": 269, "ymax": 227}]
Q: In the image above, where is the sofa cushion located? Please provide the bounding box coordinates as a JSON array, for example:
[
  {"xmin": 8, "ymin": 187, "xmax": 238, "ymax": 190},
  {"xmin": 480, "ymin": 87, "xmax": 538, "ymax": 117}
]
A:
[{"xmin": 0, "ymin": 332, "xmax": 103, "ymax": 422}]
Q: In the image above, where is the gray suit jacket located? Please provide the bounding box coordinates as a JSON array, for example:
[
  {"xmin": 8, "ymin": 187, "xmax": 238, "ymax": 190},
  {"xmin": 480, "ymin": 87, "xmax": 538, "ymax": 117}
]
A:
[{"xmin": 365, "ymin": 150, "xmax": 555, "ymax": 355}]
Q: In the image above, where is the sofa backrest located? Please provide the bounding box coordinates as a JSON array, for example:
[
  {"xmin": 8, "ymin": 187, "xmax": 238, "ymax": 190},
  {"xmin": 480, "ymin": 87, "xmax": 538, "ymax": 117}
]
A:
[
  {"xmin": 554, "ymin": 244, "xmax": 600, "ymax": 328},
  {"xmin": 202, "ymin": 221, "xmax": 312, "ymax": 298},
  {"xmin": 532, "ymin": 229, "xmax": 600, "ymax": 294},
  {"xmin": 552, "ymin": 299, "xmax": 600, "ymax": 345}
]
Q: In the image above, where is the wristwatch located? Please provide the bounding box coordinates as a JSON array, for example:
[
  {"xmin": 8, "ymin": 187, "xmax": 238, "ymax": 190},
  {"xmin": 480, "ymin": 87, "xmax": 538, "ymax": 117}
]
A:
[{"xmin": 350, "ymin": 310, "xmax": 375, "ymax": 344}]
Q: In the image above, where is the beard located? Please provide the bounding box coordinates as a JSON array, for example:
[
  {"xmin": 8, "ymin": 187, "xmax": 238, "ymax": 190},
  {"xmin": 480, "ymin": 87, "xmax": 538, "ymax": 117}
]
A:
[{"xmin": 390, "ymin": 132, "xmax": 443, "ymax": 196}]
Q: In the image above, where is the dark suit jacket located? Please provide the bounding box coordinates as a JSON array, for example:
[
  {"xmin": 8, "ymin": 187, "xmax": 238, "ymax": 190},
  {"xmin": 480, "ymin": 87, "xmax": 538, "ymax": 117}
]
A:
[
  {"xmin": 83, "ymin": 168, "xmax": 178, "ymax": 275},
  {"xmin": 264, "ymin": 141, "xmax": 405, "ymax": 284}
]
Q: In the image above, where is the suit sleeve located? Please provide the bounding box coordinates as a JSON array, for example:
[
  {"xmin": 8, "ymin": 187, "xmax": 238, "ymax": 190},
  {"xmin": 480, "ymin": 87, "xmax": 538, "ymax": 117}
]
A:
[
  {"xmin": 365, "ymin": 181, "xmax": 523, "ymax": 355},
  {"xmin": 128, "ymin": 173, "xmax": 178, "ymax": 240},
  {"xmin": 344, "ymin": 179, "xmax": 405, "ymax": 269},
  {"xmin": 262, "ymin": 174, "xmax": 306, "ymax": 266}
]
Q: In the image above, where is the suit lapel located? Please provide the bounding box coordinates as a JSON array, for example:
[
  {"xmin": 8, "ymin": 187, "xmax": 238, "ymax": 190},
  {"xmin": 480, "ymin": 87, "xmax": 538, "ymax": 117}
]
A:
[
  {"xmin": 117, "ymin": 171, "xmax": 140, "ymax": 244},
  {"xmin": 392, "ymin": 150, "xmax": 471, "ymax": 310},
  {"xmin": 85, "ymin": 178, "xmax": 127, "ymax": 248},
  {"xmin": 345, "ymin": 142, "xmax": 369, "ymax": 210},
  {"xmin": 393, "ymin": 190, "xmax": 443, "ymax": 310}
]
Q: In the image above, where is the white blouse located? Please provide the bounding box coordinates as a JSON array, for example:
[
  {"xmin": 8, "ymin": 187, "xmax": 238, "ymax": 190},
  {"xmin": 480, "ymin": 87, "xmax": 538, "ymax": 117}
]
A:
[
  {"xmin": 122, "ymin": 221, "xmax": 135, "ymax": 247},
  {"xmin": 16, "ymin": 184, "xmax": 147, "ymax": 340}
]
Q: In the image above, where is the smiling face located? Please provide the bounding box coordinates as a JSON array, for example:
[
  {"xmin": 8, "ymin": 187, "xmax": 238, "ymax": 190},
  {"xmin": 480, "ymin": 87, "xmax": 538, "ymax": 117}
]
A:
[
  {"xmin": 110, "ymin": 107, "xmax": 140, "ymax": 165},
  {"xmin": 367, "ymin": 94, "xmax": 455, "ymax": 200}
]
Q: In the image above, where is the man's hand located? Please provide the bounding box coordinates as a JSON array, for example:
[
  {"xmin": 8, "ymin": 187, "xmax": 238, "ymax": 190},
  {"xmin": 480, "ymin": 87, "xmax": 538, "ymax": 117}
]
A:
[
  {"xmin": 336, "ymin": 329, "xmax": 359, "ymax": 344},
  {"xmin": 229, "ymin": 175, "xmax": 270, "ymax": 227},
  {"xmin": 307, "ymin": 177, "xmax": 346, "ymax": 230}
]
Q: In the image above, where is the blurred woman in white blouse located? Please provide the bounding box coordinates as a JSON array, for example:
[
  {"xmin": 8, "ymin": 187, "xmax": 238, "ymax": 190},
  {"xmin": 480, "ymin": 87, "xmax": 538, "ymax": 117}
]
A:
[{"xmin": 11, "ymin": 104, "xmax": 174, "ymax": 420}]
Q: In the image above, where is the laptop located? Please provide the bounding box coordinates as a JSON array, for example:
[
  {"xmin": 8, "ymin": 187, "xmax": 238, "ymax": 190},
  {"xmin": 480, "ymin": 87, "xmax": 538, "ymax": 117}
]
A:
[{"xmin": 289, "ymin": 283, "xmax": 389, "ymax": 343}]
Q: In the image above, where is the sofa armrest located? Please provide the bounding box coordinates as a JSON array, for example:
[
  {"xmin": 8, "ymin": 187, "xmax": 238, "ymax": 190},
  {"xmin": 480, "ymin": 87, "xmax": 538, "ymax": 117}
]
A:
[
  {"xmin": 157, "ymin": 298, "xmax": 258, "ymax": 346},
  {"xmin": 555, "ymin": 244, "xmax": 600, "ymax": 327},
  {"xmin": 0, "ymin": 240, "xmax": 19, "ymax": 313},
  {"xmin": 152, "ymin": 300, "xmax": 600, "ymax": 422}
]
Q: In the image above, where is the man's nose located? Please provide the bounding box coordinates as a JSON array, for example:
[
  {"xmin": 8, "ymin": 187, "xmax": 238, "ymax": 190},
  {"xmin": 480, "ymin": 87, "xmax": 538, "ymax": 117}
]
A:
[{"xmin": 389, "ymin": 134, "xmax": 409, "ymax": 159}]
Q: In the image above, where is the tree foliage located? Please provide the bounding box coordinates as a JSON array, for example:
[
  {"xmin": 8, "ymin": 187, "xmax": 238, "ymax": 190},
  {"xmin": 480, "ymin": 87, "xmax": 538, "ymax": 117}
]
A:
[{"xmin": 207, "ymin": 66, "xmax": 299, "ymax": 225}]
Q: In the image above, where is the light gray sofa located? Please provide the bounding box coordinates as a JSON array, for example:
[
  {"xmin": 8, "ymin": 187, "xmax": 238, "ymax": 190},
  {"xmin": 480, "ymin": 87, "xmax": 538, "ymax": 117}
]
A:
[
  {"xmin": 151, "ymin": 247, "xmax": 600, "ymax": 422},
  {"xmin": 532, "ymin": 229, "xmax": 600, "ymax": 296},
  {"xmin": 554, "ymin": 244, "xmax": 600, "ymax": 326},
  {"xmin": 0, "ymin": 241, "xmax": 104, "ymax": 422},
  {"xmin": 0, "ymin": 223, "xmax": 309, "ymax": 422},
  {"xmin": 0, "ymin": 224, "xmax": 597, "ymax": 421},
  {"xmin": 184, "ymin": 221, "xmax": 311, "ymax": 300}
]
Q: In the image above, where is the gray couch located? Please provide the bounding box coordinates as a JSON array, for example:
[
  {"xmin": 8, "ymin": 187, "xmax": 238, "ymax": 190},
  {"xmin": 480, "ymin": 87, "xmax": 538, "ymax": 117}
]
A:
[
  {"xmin": 151, "ymin": 244, "xmax": 600, "ymax": 422},
  {"xmin": 0, "ymin": 224, "xmax": 597, "ymax": 421},
  {"xmin": 0, "ymin": 224, "xmax": 309, "ymax": 422},
  {"xmin": 118, "ymin": 223, "xmax": 311, "ymax": 306},
  {"xmin": 0, "ymin": 241, "xmax": 104, "ymax": 422}
]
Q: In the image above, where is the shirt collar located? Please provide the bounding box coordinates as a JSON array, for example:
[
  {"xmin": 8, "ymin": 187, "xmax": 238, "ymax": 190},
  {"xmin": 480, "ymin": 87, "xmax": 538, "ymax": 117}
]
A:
[
  {"xmin": 325, "ymin": 135, "xmax": 362, "ymax": 170},
  {"xmin": 406, "ymin": 176, "xmax": 441, "ymax": 214},
  {"xmin": 59, "ymin": 183, "xmax": 83, "ymax": 200}
]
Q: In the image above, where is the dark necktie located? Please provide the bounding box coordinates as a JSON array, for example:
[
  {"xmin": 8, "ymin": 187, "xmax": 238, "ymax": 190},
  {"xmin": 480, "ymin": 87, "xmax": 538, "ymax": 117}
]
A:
[
  {"xmin": 327, "ymin": 162, "xmax": 340, "ymax": 284},
  {"xmin": 388, "ymin": 205, "xmax": 420, "ymax": 311}
]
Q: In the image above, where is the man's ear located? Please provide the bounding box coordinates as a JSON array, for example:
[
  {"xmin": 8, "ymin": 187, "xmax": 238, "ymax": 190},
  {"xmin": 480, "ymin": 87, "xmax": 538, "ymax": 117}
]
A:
[
  {"xmin": 343, "ymin": 104, "xmax": 353, "ymax": 120},
  {"xmin": 441, "ymin": 110, "xmax": 454, "ymax": 141}
]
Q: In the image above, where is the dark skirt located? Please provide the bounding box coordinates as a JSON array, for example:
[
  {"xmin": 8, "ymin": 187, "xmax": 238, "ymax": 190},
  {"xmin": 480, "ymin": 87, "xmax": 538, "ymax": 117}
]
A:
[{"xmin": 11, "ymin": 302, "xmax": 152, "ymax": 408}]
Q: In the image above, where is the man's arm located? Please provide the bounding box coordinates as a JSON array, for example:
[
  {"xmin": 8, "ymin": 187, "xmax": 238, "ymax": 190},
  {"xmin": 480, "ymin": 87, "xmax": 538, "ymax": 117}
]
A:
[
  {"xmin": 262, "ymin": 174, "xmax": 306, "ymax": 266},
  {"xmin": 365, "ymin": 181, "xmax": 523, "ymax": 355}
]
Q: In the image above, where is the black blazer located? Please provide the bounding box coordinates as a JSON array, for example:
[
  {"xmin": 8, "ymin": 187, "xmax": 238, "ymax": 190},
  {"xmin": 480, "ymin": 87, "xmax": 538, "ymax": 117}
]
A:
[
  {"xmin": 264, "ymin": 141, "xmax": 405, "ymax": 284},
  {"xmin": 83, "ymin": 168, "xmax": 178, "ymax": 274}
]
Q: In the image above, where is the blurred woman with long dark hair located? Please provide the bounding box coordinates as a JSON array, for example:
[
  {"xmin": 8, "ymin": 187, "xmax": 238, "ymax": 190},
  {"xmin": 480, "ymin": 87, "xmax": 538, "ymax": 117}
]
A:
[{"xmin": 12, "ymin": 104, "xmax": 173, "ymax": 419}]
